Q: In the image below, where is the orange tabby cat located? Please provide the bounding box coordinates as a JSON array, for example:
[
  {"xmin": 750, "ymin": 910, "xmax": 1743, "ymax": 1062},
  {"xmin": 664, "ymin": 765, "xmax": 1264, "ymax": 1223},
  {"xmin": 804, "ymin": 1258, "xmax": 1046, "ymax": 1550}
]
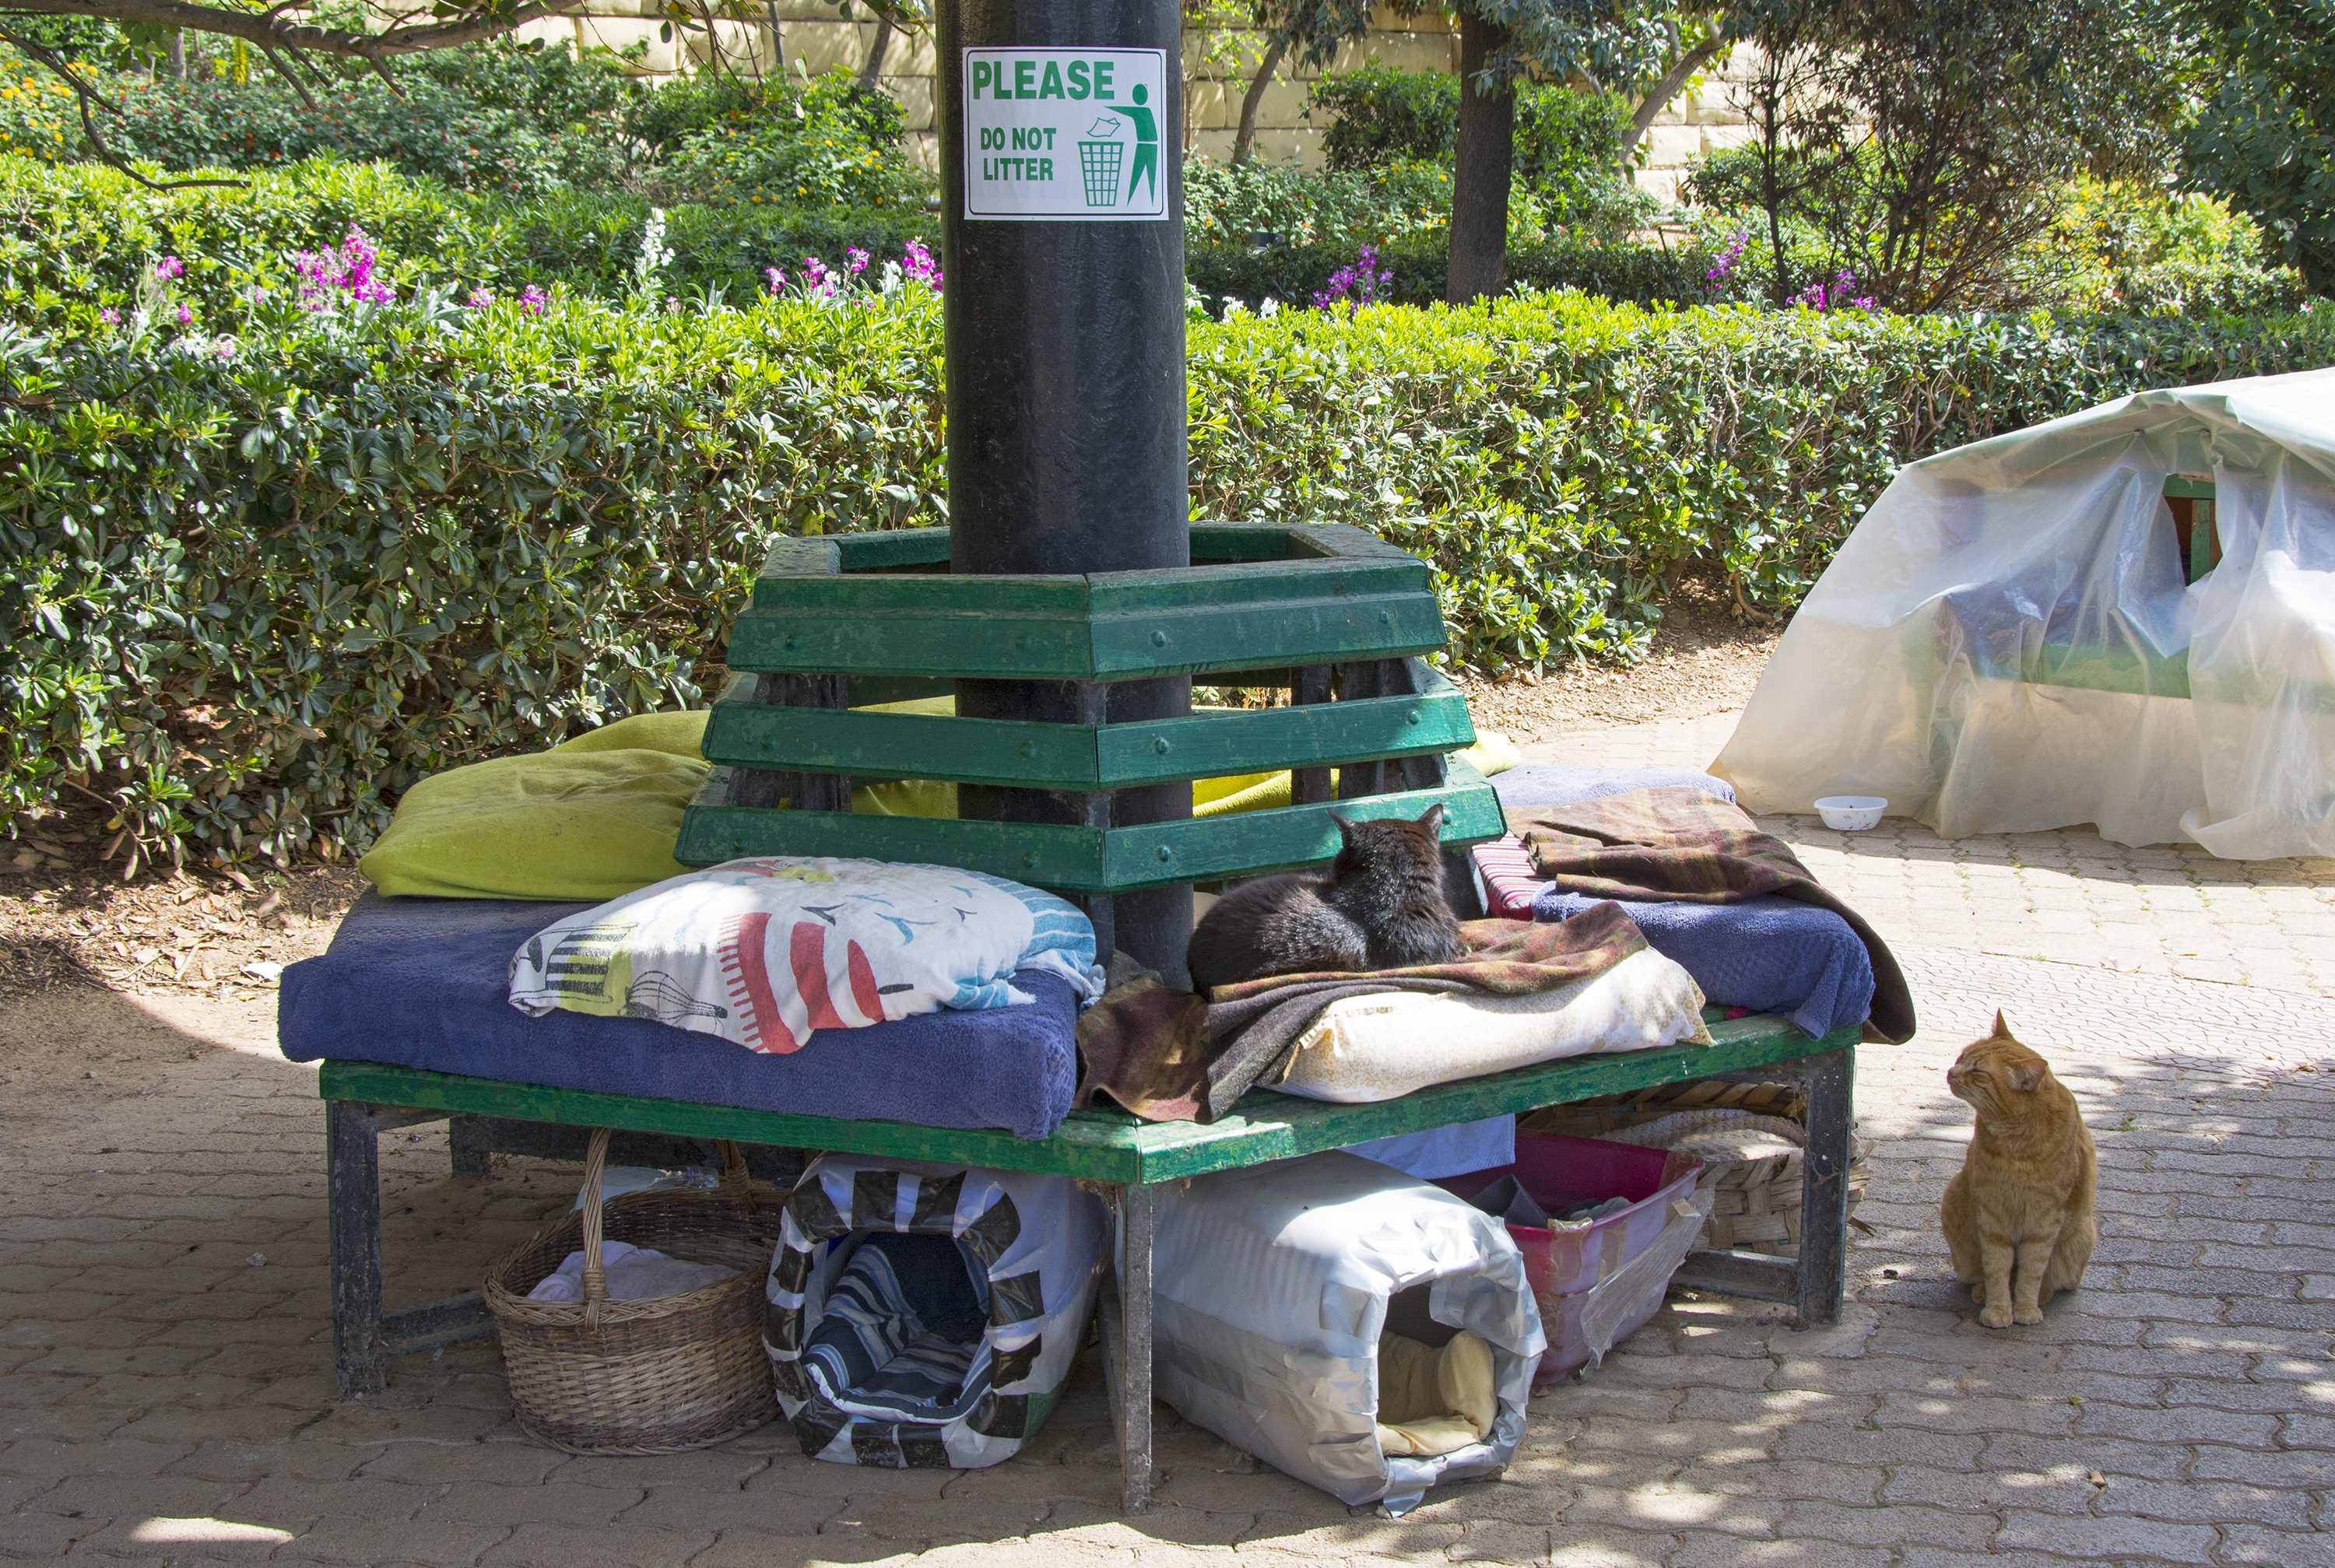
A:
[{"xmin": 1940, "ymin": 1012, "xmax": 2097, "ymax": 1328}]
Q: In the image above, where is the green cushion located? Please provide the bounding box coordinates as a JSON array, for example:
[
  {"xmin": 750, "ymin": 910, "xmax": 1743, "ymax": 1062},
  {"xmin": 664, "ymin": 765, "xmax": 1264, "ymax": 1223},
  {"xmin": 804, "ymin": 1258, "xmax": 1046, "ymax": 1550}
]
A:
[{"xmin": 359, "ymin": 745, "xmax": 712, "ymax": 901}]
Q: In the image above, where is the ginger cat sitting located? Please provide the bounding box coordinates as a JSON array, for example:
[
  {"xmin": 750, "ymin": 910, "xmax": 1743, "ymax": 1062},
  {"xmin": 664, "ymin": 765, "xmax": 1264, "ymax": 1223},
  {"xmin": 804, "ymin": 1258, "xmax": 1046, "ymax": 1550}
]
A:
[{"xmin": 1940, "ymin": 1012, "xmax": 2097, "ymax": 1328}]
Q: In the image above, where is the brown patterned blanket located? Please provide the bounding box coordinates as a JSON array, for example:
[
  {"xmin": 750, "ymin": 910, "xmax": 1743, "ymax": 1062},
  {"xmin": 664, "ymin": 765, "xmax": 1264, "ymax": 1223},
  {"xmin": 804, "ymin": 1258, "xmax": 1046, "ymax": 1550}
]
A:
[
  {"xmin": 1073, "ymin": 901, "xmax": 1648, "ymax": 1124},
  {"xmin": 1507, "ymin": 785, "xmax": 1914, "ymax": 1044}
]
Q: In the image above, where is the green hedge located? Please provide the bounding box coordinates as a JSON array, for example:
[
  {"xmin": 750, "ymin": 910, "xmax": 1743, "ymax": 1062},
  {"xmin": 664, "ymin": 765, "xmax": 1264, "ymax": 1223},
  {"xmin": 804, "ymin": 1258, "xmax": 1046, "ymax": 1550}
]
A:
[
  {"xmin": 6, "ymin": 278, "xmax": 2333, "ymax": 869},
  {"xmin": 1189, "ymin": 233, "xmax": 1711, "ymax": 310},
  {"xmin": 0, "ymin": 156, "xmax": 939, "ymax": 330}
]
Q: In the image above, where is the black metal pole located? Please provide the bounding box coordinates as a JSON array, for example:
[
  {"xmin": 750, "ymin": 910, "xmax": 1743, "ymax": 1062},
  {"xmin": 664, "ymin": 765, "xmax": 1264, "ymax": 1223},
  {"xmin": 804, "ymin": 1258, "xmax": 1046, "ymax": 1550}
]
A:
[{"xmin": 941, "ymin": 0, "xmax": 1194, "ymax": 984}]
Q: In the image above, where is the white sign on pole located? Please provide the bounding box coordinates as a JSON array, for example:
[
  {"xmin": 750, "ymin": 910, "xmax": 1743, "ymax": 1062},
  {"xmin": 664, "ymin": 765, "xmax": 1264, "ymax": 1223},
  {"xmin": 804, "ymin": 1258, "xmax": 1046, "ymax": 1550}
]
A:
[{"xmin": 961, "ymin": 47, "xmax": 1171, "ymax": 223}]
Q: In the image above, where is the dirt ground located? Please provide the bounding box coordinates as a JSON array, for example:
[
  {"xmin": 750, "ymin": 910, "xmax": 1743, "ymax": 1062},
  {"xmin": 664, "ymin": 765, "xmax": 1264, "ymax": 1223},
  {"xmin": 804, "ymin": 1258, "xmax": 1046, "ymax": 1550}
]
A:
[
  {"xmin": 0, "ymin": 592, "xmax": 1776, "ymax": 1000},
  {"xmin": 1452, "ymin": 583, "xmax": 1782, "ymax": 745}
]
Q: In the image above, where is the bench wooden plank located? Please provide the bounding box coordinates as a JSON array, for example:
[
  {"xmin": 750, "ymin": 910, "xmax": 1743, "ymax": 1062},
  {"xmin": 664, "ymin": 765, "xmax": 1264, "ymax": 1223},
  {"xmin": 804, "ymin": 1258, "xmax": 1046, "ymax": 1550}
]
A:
[
  {"xmin": 698, "ymin": 676, "xmax": 1474, "ymax": 791},
  {"xmin": 315, "ymin": 1013, "xmax": 1855, "ymax": 1187}
]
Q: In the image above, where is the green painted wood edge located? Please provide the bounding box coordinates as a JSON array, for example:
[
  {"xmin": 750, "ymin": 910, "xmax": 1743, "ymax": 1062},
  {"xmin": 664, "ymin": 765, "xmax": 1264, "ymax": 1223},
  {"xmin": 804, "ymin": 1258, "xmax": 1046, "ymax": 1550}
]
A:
[
  {"xmin": 1086, "ymin": 593, "xmax": 1447, "ymax": 678},
  {"xmin": 698, "ymin": 679, "xmax": 1475, "ymax": 789},
  {"xmin": 1083, "ymin": 557, "xmax": 1427, "ymax": 613},
  {"xmin": 2161, "ymin": 475, "xmax": 2217, "ymax": 500},
  {"xmin": 753, "ymin": 524, "xmax": 1417, "ymax": 601},
  {"xmin": 316, "ymin": 1059, "xmax": 1148, "ymax": 1181},
  {"xmin": 1101, "ymin": 1025, "xmax": 1862, "ymax": 1183},
  {"xmin": 750, "ymin": 576, "xmax": 1094, "ymax": 616},
  {"xmin": 1974, "ymin": 640, "xmax": 2195, "ymax": 701},
  {"xmin": 726, "ymin": 597, "xmax": 1446, "ymax": 680},
  {"xmin": 1100, "ymin": 762, "xmax": 1503, "ymax": 890},
  {"xmin": 675, "ymin": 759, "xmax": 1503, "ymax": 888},
  {"xmin": 677, "ymin": 775, "xmax": 1108, "ymax": 883},
  {"xmin": 703, "ymin": 703, "xmax": 1101, "ymax": 788},
  {"xmin": 1093, "ymin": 682, "xmax": 1473, "ymax": 788},
  {"xmin": 834, "ymin": 529, "xmax": 952, "ymax": 571},
  {"xmin": 314, "ymin": 1016, "xmax": 1856, "ymax": 1187}
]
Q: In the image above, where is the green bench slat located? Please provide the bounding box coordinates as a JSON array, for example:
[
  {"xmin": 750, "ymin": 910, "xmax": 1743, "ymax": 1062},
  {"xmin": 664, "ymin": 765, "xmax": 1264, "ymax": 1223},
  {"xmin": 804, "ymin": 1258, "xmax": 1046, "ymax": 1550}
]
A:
[
  {"xmin": 676, "ymin": 760, "xmax": 1504, "ymax": 889},
  {"xmin": 700, "ymin": 673, "xmax": 1475, "ymax": 789},
  {"xmin": 316, "ymin": 1014, "xmax": 1857, "ymax": 1187},
  {"xmin": 726, "ymin": 590, "xmax": 1444, "ymax": 681},
  {"xmin": 735, "ymin": 523, "xmax": 1447, "ymax": 680}
]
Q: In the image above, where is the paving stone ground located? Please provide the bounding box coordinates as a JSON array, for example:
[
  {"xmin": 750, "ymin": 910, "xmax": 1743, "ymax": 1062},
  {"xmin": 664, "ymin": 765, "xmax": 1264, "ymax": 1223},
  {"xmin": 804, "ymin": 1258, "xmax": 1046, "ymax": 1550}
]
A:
[{"xmin": 5, "ymin": 710, "xmax": 2333, "ymax": 1566}]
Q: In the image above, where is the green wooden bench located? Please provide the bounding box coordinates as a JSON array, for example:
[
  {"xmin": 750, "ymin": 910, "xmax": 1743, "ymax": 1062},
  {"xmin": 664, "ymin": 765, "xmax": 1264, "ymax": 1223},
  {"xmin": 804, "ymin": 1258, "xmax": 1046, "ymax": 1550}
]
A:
[{"xmin": 321, "ymin": 1012, "xmax": 1856, "ymax": 1513}]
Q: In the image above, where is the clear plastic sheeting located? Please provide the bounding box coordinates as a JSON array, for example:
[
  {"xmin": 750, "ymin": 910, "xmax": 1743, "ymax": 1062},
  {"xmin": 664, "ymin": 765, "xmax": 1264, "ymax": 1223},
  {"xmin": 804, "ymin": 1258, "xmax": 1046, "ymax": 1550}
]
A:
[
  {"xmin": 1713, "ymin": 369, "xmax": 2335, "ymax": 858},
  {"xmin": 1148, "ymin": 1150, "xmax": 1547, "ymax": 1514}
]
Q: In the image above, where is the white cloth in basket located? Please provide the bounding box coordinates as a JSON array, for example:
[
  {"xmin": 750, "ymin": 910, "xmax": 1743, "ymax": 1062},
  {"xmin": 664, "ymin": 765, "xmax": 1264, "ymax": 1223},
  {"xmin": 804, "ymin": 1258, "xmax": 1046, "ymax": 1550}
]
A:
[{"xmin": 526, "ymin": 1238, "xmax": 737, "ymax": 1303}]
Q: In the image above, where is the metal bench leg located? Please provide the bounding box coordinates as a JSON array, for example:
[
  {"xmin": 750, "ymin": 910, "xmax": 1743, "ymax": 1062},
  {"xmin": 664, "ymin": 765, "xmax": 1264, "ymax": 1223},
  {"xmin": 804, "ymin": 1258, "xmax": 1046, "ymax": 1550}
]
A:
[
  {"xmin": 1097, "ymin": 1182, "xmax": 1157, "ymax": 1514},
  {"xmin": 328, "ymin": 1098, "xmax": 388, "ymax": 1397},
  {"xmin": 1795, "ymin": 1046, "xmax": 1854, "ymax": 1328}
]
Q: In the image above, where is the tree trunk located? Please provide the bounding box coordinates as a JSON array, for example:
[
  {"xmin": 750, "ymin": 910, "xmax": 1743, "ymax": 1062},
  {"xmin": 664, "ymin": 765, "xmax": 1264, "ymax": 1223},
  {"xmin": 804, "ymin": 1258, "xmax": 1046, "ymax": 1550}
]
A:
[
  {"xmin": 1446, "ymin": 11, "xmax": 1514, "ymax": 305},
  {"xmin": 167, "ymin": 28, "xmax": 185, "ymax": 79},
  {"xmin": 1232, "ymin": 33, "xmax": 1288, "ymax": 166},
  {"xmin": 856, "ymin": 10, "xmax": 894, "ymax": 93}
]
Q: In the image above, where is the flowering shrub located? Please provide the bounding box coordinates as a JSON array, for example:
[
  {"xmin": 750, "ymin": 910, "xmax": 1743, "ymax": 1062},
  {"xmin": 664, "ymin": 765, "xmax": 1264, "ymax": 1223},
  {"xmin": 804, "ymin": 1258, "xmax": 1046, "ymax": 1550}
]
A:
[
  {"xmin": 1311, "ymin": 244, "xmax": 1395, "ymax": 313},
  {"xmin": 766, "ymin": 242, "xmax": 943, "ymax": 304},
  {"xmin": 1788, "ymin": 270, "xmax": 1876, "ymax": 311},
  {"xmin": 293, "ymin": 225, "xmax": 395, "ymax": 309}
]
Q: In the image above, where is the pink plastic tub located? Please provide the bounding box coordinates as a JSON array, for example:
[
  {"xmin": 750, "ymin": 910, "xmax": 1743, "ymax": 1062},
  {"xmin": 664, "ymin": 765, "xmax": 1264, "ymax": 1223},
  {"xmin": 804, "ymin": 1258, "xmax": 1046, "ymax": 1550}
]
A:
[{"xmin": 1436, "ymin": 1130, "xmax": 1702, "ymax": 1384}]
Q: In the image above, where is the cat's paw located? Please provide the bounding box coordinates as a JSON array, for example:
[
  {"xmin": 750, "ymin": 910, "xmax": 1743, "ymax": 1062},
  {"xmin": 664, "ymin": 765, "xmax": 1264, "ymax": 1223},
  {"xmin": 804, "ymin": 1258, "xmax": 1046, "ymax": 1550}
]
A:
[
  {"xmin": 1970, "ymin": 1284, "xmax": 1987, "ymax": 1304},
  {"xmin": 1979, "ymin": 1302, "xmax": 2014, "ymax": 1328},
  {"xmin": 2014, "ymin": 1303, "xmax": 2045, "ymax": 1325}
]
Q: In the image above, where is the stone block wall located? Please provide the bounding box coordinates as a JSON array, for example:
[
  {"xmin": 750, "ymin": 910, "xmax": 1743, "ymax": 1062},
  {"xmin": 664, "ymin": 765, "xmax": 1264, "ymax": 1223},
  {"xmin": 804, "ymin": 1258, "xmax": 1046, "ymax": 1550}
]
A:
[{"xmin": 528, "ymin": 1, "xmax": 1757, "ymax": 195}]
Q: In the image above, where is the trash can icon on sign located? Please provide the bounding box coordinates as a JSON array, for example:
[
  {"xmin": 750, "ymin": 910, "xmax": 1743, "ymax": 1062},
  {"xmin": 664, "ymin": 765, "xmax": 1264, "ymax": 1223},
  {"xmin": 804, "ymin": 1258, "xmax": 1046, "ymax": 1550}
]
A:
[{"xmin": 1079, "ymin": 118, "xmax": 1124, "ymax": 209}]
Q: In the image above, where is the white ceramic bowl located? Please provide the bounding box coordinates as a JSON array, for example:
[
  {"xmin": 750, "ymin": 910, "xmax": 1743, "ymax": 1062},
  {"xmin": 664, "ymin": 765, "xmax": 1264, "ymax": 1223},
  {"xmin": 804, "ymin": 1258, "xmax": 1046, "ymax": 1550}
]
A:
[{"xmin": 1814, "ymin": 795, "xmax": 1887, "ymax": 831}]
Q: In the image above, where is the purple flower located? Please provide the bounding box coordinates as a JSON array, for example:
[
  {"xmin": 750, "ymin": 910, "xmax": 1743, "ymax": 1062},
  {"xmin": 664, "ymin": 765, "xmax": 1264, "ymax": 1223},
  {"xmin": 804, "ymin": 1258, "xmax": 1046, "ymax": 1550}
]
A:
[
  {"xmin": 98, "ymin": 307, "xmax": 121, "ymax": 326},
  {"xmin": 293, "ymin": 225, "xmax": 395, "ymax": 311},
  {"xmin": 845, "ymin": 247, "xmax": 870, "ymax": 276},
  {"xmin": 520, "ymin": 285, "xmax": 548, "ymax": 315},
  {"xmin": 1310, "ymin": 243, "xmax": 1393, "ymax": 315},
  {"xmin": 764, "ymin": 266, "xmax": 787, "ymax": 294},
  {"xmin": 1704, "ymin": 230, "xmax": 1749, "ymax": 293},
  {"xmin": 153, "ymin": 255, "xmax": 184, "ymax": 282},
  {"xmin": 665, "ymin": 295, "xmax": 681, "ymax": 313},
  {"xmin": 901, "ymin": 240, "xmax": 943, "ymax": 292},
  {"xmin": 464, "ymin": 288, "xmax": 493, "ymax": 310},
  {"xmin": 175, "ymin": 302, "xmax": 192, "ymax": 324}
]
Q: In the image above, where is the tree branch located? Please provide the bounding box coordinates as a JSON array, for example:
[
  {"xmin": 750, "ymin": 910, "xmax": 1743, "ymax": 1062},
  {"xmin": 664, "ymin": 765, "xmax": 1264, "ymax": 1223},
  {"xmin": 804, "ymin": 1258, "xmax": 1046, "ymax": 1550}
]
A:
[
  {"xmin": 0, "ymin": 0, "xmax": 564, "ymax": 60},
  {"xmin": 1621, "ymin": 30, "xmax": 1726, "ymax": 167},
  {"xmin": 0, "ymin": 25, "xmax": 243, "ymax": 188}
]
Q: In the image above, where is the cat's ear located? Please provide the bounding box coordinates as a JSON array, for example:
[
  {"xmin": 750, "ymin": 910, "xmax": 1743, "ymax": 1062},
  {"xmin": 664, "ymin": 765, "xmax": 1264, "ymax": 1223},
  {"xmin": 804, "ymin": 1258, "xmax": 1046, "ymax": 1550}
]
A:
[
  {"xmin": 2007, "ymin": 1058, "xmax": 2046, "ymax": 1092},
  {"xmin": 1990, "ymin": 1010, "xmax": 2014, "ymax": 1040},
  {"xmin": 1415, "ymin": 804, "xmax": 1447, "ymax": 835},
  {"xmin": 1328, "ymin": 810, "xmax": 1357, "ymax": 843}
]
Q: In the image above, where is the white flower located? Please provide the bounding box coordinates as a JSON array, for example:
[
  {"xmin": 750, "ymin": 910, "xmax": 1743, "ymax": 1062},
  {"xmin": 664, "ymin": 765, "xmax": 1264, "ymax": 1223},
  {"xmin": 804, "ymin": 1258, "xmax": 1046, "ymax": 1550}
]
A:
[
  {"xmin": 1221, "ymin": 296, "xmax": 1250, "ymax": 319},
  {"xmin": 1259, "ymin": 297, "xmax": 1281, "ymax": 318}
]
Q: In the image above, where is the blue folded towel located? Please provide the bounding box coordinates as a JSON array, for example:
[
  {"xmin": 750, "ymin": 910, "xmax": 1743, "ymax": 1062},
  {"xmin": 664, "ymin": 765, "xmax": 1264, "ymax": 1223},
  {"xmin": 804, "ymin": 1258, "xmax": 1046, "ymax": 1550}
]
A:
[
  {"xmin": 1531, "ymin": 889, "xmax": 1873, "ymax": 1040},
  {"xmin": 278, "ymin": 891, "xmax": 1079, "ymax": 1139}
]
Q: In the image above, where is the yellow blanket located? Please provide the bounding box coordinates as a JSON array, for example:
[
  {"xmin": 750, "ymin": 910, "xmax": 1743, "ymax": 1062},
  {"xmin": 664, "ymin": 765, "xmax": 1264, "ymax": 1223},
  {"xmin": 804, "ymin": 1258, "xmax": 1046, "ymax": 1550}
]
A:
[{"xmin": 357, "ymin": 704, "xmax": 1515, "ymax": 902}]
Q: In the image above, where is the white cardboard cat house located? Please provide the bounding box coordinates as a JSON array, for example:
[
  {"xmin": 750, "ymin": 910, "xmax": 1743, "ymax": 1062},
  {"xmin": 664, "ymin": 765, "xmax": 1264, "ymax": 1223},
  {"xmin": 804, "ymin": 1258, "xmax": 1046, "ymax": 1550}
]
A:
[
  {"xmin": 1715, "ymin": 367, "xmax": 2335, "ymax": 858},
  {"xmin": 1148, "ymin": 1149, "xmax": 1546, "ymax": 1514}
]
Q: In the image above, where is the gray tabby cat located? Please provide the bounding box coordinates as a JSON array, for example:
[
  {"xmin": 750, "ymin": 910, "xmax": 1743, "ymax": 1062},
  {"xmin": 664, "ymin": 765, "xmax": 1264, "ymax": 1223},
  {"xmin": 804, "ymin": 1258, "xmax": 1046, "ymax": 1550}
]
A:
[{"xmin": 1185, "ymin": 805, "xmax": 1462, "ymax": 994}]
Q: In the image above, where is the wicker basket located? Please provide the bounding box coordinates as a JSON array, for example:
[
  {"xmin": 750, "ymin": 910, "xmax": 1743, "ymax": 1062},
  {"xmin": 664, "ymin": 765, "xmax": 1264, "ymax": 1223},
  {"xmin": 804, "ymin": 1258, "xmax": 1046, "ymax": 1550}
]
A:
[
  {"xmin": 1519, "ymin": 1081, "xmax": 1869, "ymax": 1259},
  {"xmin": 483, "ymin": 1128, "xmax": 781, "ymax": 1455}
]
